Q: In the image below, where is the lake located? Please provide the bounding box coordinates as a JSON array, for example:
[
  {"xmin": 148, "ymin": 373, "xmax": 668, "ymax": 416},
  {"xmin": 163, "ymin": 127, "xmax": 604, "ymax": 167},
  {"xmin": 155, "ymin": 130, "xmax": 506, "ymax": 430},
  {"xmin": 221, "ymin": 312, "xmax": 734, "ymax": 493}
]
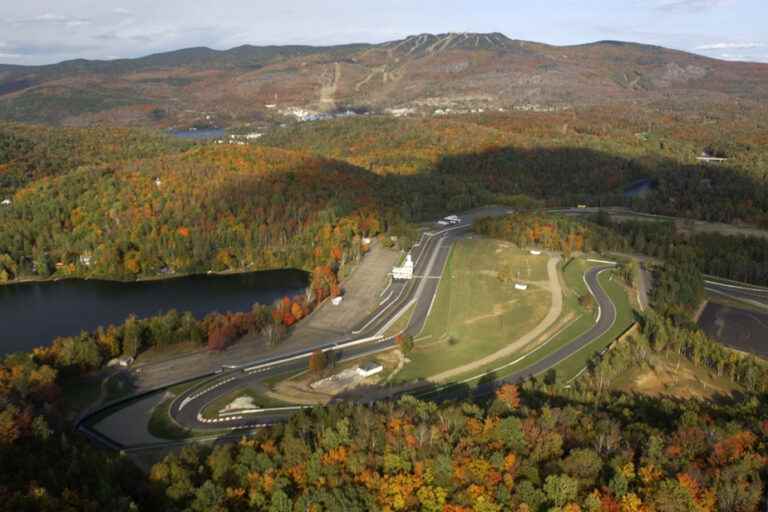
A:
[
  {"xmin": 170, "ymin": 128, "xmax": 226, "ymax": 140},
  {"xmin": 0, "ymin": 270, "xmax": 307, "ymax": 356}
]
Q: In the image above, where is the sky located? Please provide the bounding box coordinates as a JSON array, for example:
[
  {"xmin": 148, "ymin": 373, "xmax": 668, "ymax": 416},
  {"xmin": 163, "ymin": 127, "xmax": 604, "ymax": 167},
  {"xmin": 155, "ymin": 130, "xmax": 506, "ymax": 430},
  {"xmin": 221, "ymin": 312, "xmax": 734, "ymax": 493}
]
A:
[{"xmin": 0, "ymin": 0, "xmax": 766, "ymax": 65}]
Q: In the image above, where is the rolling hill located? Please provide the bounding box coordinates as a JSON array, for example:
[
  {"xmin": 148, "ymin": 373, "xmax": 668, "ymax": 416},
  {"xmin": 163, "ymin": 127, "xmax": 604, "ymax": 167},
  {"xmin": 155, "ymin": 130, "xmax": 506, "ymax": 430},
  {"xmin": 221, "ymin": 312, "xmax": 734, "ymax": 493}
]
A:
[{"xmin": 0, "ymin": 32, "xmax": 767, "ymax": 126}]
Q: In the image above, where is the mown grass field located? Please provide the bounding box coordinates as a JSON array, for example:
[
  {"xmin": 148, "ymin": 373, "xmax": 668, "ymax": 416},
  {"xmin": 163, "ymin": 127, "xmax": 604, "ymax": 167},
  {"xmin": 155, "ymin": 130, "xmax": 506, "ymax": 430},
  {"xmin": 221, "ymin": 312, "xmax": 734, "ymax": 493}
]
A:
[
  {"xmin": 442, "ymin": 257, "xmax": 600, "ymax": 385},
  {"xmin": 396, "ymin": 238, "xmax": 551, "ymax": 381}
]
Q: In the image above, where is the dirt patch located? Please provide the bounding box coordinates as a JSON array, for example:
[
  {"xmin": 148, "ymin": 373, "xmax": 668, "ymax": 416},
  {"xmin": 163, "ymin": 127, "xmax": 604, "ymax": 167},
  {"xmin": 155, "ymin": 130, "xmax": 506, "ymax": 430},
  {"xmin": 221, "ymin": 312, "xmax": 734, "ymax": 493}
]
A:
[
  {"xmin": 619, "ymin": 353, "xmax": 739, "ymax": 400},
  {"xmin": 464, "ymin": 300, "xmax": 519, "ymax": 326}
]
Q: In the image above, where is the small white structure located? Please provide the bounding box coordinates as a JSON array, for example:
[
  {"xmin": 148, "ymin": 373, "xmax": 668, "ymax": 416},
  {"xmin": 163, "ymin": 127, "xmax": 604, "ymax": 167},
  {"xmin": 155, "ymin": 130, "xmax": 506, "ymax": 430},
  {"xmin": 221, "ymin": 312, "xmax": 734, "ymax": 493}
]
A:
[
  {"xmin": 443, "ymin": 215, "xmax": 461, "ymax": 225},
  {"xmin": 245, "ymin": 132, "xmax": 263, "ymax": 140},
  {"xmin": 79, "ymin": 254, "xmax": 92, "ymax": 267},
  {"xmin": 1, "ymin": 199, "xmax": 10, "ymax": 206},
  {"xmin": 107, "ymin": 355, "xmax": 134, "ymax": 368},
  {"xmin": 362, "ymin": 237, "xmax": 372, "ymax": 245},
  {"xmin": 436, "ymin": 220, "xmax": 449, "ymax": 226},
  {"xmin": 530, "ymin": 250, "xmax": 542, "ymax": 256},
  {"xmin": 331, "ymin": 296, "xmax": 343, "ymax": 306},
  {"xmin": 514, "ymin": 283, "xmax": 529, "ymax": 291},
  {"xmin": 154, "ymin": 177, "xmax": 162, "ymax": 187},
  {"xmin": 357, "ymin": 362, "xmax": 383, "ymax": 378},
  {"xmin": 392, "ymin": 254, "xmax": 414, "ymax": 280}
]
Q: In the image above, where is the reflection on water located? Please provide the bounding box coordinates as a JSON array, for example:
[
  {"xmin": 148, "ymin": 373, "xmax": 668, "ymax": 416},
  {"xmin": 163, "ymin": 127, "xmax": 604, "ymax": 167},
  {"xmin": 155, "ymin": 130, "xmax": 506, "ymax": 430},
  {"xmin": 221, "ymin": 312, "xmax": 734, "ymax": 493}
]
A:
[{"xmin": 0, "ymin": 270, "xmax": 306, "ymax": 355}]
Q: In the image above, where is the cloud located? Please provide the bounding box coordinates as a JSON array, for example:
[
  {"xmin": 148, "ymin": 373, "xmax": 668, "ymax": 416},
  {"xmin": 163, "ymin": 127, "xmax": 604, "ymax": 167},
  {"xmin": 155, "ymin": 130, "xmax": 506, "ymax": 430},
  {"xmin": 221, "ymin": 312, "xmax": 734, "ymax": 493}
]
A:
[
  {"xmin": 0, "ymin": 52, "xmax": 21, "ymax": 59},
  {"xmin": 35, "ymin": 13, "xmax": 68, "ymax": 22},
  {"xmin": 12, "ymin": 13, "xmax": 91, "ymax": 27},
  {"xmin": 695, "ymin": 42, "xmax": 766, "ymax": 51},
  {"xmin": 654, "ymin": 0, "xmax": 732, "ymax": 12},
  {"xmin": 714, "ymin": 52, "xmax": 768, "ymax": 62},
  {"xmin": 113, "ymin": 8, "xmax": 131, "ymax": 15}
]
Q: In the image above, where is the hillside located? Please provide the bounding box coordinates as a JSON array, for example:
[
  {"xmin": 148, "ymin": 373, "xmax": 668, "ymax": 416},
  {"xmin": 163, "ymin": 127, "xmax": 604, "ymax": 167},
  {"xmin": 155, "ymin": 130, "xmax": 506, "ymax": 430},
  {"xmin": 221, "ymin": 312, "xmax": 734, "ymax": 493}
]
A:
[
  {"xmin": 4, "ymin": 108, "xmax": 768, "ymax": 284},
  {"xmin": 1, "ymin": 32, "xmax": 767, "ymax": 126},
  {"xmin": 0, "ymin": 144, "xmax": 390, "ymax": 281}
]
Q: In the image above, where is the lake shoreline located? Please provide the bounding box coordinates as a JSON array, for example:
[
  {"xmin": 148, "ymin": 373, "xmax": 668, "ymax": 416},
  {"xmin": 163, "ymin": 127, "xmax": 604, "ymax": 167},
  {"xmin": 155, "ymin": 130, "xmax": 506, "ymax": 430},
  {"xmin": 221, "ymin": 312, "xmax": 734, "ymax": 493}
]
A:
[
  {"xmin": 0, "ymin": 268, "xmax": 308, "ymax": 356},
  {"xmin": 0, "ymin": 265, "xmax": 308, "ymax": 288}
]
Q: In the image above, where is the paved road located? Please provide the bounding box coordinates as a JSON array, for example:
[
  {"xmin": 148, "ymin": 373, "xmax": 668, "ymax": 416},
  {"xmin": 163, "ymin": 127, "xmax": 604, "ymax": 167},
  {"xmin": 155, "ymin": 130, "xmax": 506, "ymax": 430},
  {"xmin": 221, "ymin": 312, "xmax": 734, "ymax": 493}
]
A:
[
  {"xmin": 704, "ymin": 279, "xmax": 768, "ymax": 309},
  {"xmin": 82, "ymin": 207, "xmax": 514, "ymax": 445},
  {"xmin": 167, "ymin": 261, "xmax": 616, "ymax": 435},
  {"xmin": 82, "ymin": 205, "xmax": 622, "ymax": 447},
  {"xmin": 422, "ymin": 265, "xmax": 616, "ymax": 401},
  {"xmin": 168, "ymin": 223, "xmax": 467, "ymax": 432}
]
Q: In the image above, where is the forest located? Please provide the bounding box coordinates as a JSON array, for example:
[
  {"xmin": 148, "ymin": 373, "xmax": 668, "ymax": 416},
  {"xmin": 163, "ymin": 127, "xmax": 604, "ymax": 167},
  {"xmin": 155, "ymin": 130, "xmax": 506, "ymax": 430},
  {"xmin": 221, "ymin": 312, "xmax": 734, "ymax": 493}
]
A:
[
  {"xmin": 473, "ymin": 211, "xmax": 768, "ymax": 287},
  {"xmin": 2, "ymin": 108, "xmax": 768, "ymax": 510},
  {"xmin": 4, "ymin": 207, "xmax": 768, "ymax": 510},
  {"xmin": 0, "ymin": 144, "xmax": 389, "ymax": 282},
  {"xmin": 3, "ymin": 106, "xmax": 768, "ymax": 285}
]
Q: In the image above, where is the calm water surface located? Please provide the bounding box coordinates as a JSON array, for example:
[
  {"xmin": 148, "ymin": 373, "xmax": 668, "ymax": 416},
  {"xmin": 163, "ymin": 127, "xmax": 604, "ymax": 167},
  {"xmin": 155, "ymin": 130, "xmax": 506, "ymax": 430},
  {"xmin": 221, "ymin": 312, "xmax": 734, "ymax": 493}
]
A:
[
  {"xmin": 171, "ymin": 128, "xmax": 225, "ymax": 140},
  {"xmin": 0, "ymin": 270, "xmax": 306, "ymax": 355}
]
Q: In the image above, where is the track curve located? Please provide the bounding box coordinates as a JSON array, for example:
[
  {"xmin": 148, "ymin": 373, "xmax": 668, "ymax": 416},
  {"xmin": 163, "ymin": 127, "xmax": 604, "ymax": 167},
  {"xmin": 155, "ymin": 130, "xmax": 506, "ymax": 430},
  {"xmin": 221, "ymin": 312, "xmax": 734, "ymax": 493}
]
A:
[{"xmin": 170, "ymin": 264, "xmax": 617, "ymax": 432}]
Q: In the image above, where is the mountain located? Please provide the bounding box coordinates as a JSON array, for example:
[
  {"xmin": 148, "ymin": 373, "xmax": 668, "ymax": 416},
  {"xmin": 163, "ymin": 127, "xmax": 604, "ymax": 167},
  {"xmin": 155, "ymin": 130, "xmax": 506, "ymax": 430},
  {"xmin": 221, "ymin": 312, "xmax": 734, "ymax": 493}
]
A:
[{"xmin": 1, "ymin": 32, "xmax": 767, "ymax": 126}]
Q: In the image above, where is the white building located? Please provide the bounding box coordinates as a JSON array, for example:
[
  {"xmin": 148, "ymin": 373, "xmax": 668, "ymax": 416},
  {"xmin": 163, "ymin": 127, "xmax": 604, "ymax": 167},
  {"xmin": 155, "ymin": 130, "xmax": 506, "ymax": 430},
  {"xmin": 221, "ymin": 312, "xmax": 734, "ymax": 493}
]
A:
[
  {"xmin": 392, "ymin": 254, "xmax": 414, "ymax": 280},
  {"xmin": 530, "ymin": 250, "xmax": 542, "ymax": 256},
  {"xmin": 357, "ymin": 362, "xmax": 383, "ymax": 378},
  {"xmin": 515, "ymin": 283, "xmax": 529, "ymax": 291},
  {"xmin": 443, "ymin": 215, "xmax": 461, "ymax": 225},
  {"xmin": 331, "ymin": 296, "xmax": 343, "ymax": 306},
  {"xmin": 1, "ymin": 199, "xmax": 10, "ymax": 206}
]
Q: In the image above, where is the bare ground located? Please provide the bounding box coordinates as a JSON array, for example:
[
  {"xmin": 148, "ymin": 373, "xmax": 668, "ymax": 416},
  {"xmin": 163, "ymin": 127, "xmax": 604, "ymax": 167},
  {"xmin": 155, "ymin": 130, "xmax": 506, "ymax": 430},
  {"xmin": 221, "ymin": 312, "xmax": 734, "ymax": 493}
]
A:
[{"xmin": 128, "ymin": 241, "xmax": 400, "ymax": 391}]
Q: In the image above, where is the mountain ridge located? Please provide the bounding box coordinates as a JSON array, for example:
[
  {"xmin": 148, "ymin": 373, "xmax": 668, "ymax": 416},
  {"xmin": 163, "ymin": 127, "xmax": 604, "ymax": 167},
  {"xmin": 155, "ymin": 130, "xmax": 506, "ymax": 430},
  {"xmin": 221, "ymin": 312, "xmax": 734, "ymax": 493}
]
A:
[{"xmin": 0, "ymin": 31, "xmax": 766, "ymax": 126}]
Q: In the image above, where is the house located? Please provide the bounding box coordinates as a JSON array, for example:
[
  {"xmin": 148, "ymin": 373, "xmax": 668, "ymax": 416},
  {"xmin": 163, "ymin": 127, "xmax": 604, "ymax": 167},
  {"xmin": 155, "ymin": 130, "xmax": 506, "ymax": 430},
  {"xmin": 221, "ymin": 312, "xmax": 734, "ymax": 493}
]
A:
[
  {"xmin": 443, "ymin": 215, "xmax": 461, "ymax": 225},
  {"xmin": 530, "ymin": 250, "xmax": 542, "ymax": 256},
  {"xmin": 79, "ymin": 253, "xmax": 92, "ymax": 267},
  {"xmin": 1, "ymin": 199, "xmax": 10, "ymax": 206},
  {"xmin": 154, "ymin": 177, "xmax": 162, "ymax": 187},
  {"xmin": 331, "ymin": 296, "xmax": 343, "ymax": 306},
  {"xmin": 357, "ymin": 361, "xmax": 383, "ymax": 378},
  {"xmin": 696, "ymin": 152, "xmax": 727, "ymax": 163},
  {"xmin": 515, "ymin": 283, "xmax": 529, "ymax": 291},
  {"xmin": 392, "ymin": 254, "xmax": 414, "ymax": 280}
]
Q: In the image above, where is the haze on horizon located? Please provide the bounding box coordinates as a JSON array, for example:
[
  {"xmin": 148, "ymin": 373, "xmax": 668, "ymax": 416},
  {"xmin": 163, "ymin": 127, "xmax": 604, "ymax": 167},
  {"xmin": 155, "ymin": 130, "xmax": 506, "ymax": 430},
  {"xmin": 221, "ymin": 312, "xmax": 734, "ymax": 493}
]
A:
[{"xmin": 1, "ymin": 0, "xmax": 766, "ymax": 66}]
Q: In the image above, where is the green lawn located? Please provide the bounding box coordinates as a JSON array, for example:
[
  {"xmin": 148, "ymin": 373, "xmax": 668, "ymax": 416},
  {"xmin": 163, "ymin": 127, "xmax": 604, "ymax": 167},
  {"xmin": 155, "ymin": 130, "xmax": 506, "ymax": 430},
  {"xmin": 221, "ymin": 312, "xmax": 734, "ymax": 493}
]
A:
[
  {"xmin": 424, "ymin": 258, "xmax": 600, "ymax": 385},
  {"xmin": 148, "ymin": 397, "xmax": 191, "ymax": 440},
  {"xmin": 556, "ymin": 269, "xmax": 636, "ymax": 381},
  {"xmin": 396, "ymin": 238, "xmax": 551, "ymax": 381},
  {"xmin": 414, "ymin": 261, "xmax": 636, "ymax": 399},
  {"xmin": 383, "ymin": 302, "xmax": 416, "ymax": 337}
]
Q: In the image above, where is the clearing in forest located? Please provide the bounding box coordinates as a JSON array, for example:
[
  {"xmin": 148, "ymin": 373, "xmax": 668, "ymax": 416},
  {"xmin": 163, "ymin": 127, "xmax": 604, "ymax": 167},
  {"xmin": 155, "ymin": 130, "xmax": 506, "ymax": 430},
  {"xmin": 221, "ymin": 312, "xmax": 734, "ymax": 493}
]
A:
[{"xmin": 397, "ymin": 238, "xmax": 554, "ymax": 381}]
